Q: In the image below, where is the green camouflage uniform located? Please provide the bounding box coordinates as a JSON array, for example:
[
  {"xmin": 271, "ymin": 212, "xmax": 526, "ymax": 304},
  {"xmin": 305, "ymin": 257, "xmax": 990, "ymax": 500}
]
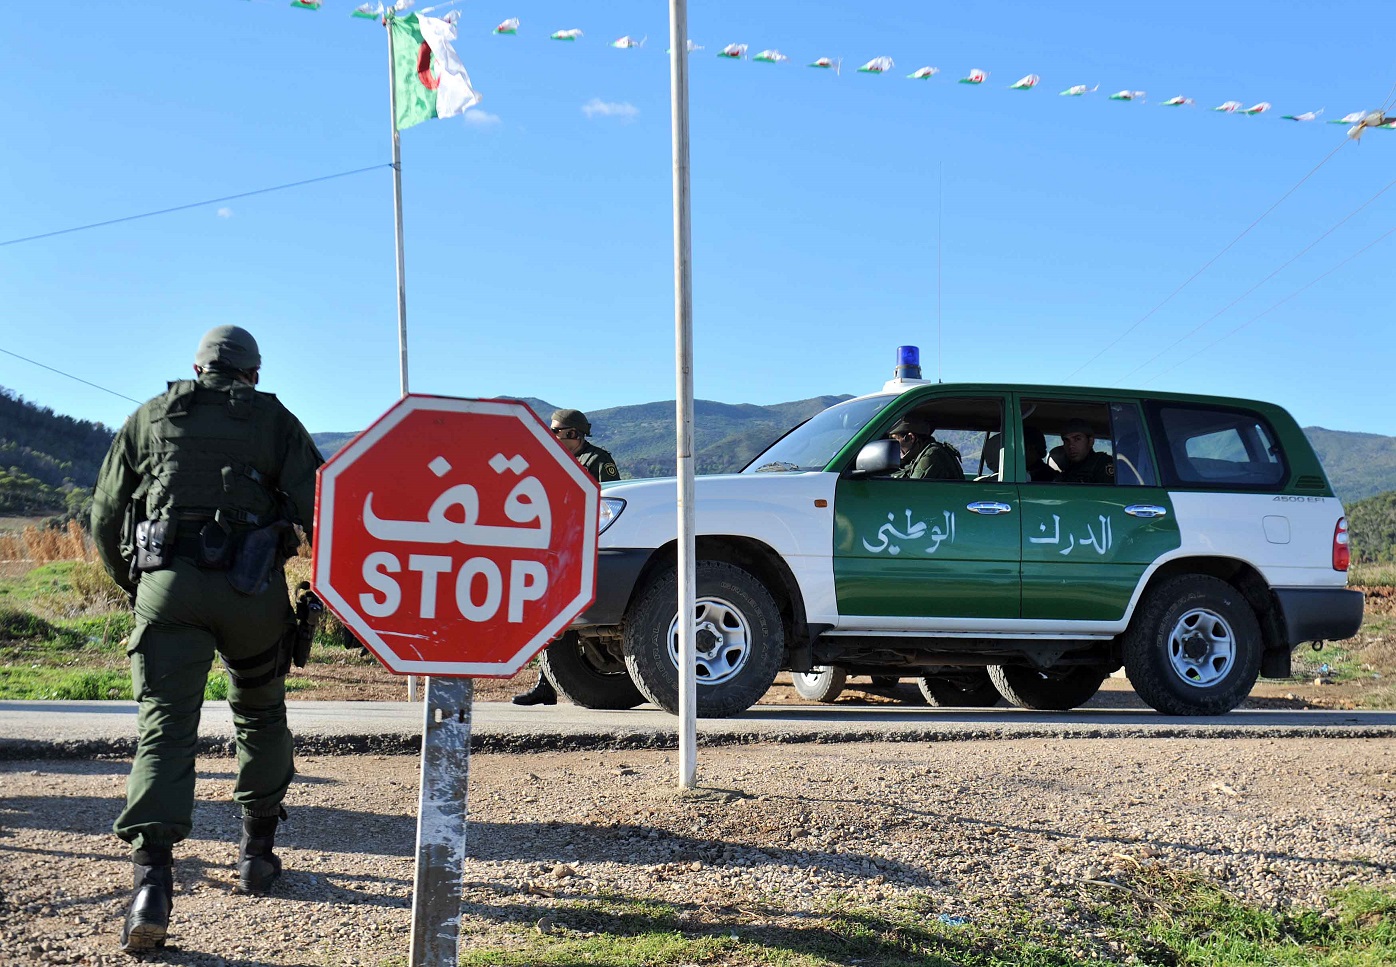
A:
[
  {"xmin": 1059, "ymin": 450, "xmax": 1115, "ymax": 484},
  {"xmin": 891, "ymin": 439, "xmax": 962, "ymax": 480},
  {"xmin": 574, "ymin": 441, "xmax": 621, "ymax": 482},
  {"xmin": 91, "ymin": 370, "xmax": 322, "ymax": 851}
]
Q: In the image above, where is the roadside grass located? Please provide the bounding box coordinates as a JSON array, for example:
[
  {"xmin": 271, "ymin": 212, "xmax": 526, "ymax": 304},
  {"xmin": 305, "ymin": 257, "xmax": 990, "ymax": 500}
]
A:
[
  {"xmin": 1290, "ymin": 613, "xmax": 1396, "ymax": 708},
  {"xmin": 1349, "ymin": 562, "xmax": 1396, "ymax": 587},
  {"xmin": 440, "ymin": 876, "xmax": 1396, "ymax": 967},
  {"xmin": 0, "ymin": 665, "xmax": 315, "ymax": 700}
]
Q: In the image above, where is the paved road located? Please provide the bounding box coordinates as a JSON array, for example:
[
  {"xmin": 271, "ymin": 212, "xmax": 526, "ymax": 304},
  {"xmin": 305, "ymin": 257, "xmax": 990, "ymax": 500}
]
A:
[{"xmin": 2, "ymin": 699, "xmax": 1393, "ymax": 759}]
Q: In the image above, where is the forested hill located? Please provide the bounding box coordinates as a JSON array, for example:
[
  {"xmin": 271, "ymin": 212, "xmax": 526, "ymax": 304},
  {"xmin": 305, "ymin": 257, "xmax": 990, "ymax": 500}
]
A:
[
  {"xmin": 0, "ymin": 388, "xmax": 114, "ymax": 516},
  {"xmin": 7, "ymin": 386, "xmax": 1396, "ymax": 521}
]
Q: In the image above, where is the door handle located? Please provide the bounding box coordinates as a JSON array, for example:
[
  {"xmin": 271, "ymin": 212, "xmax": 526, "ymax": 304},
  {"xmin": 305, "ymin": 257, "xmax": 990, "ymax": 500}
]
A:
[
  {"xmin": 1125, "ymin": 504, "xmax": 1168, "ymax": 518},
  {"xmin": 966, "ymin": 501, "xmax": 1012, "ymax": 515}
]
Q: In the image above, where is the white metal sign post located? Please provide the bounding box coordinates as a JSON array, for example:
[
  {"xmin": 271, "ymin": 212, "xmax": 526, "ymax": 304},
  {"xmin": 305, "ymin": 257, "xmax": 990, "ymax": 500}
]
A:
[
  {"xmin": 312, "ymin": 397, "xmax": 599, "ymax": 965},
  {"xmin": 668, "ymin": 0, "xmax": 698, "ymax": 790}
]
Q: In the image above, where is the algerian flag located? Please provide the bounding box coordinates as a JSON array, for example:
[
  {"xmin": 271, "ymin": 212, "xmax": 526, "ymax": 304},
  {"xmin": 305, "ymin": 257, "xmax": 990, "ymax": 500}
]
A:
[
  {"xmin": 391, "ymin": 13, "xmax": 481, "ymax": 131},
  {"xmin": 290, "ymin": 0, "xmax": 321, "ymax": 9},
  {"xmin": 1009, "ymin": 74, "xmax": 1039, "ymax": 90},
  {"xmin": 351, "ymin": 3, "xmax": 383, "ymax": 18}
]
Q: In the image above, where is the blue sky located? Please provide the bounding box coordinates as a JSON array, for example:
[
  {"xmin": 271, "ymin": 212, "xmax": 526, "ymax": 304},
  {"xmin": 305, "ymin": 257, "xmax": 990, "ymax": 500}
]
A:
[{"xmin": 3, "ymin": 1, "xmax": 1394, "ymax": 437}]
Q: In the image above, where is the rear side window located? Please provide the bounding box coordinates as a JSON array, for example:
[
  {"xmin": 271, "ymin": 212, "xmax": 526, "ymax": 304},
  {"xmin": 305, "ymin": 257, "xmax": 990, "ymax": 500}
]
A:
[{"xmin": 1153, "ymin": 405, "xmax": 1286, "ymax": 490}]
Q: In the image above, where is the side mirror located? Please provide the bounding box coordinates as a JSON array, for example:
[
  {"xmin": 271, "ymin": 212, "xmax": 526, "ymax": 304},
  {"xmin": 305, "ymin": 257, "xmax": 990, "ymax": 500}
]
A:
[{"xmin": 849, "ymin": 439, "xmax": 901, "ymax": 477}]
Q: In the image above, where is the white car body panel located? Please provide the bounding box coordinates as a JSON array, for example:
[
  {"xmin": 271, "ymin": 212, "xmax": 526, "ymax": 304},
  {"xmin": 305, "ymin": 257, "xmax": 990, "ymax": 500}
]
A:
[{"xmin": 600, "ymin": 472, "xmax": 842, "ymax": 621}]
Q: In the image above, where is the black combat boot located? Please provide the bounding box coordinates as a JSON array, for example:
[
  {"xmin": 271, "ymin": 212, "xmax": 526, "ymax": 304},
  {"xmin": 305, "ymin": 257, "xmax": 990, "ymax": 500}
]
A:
[
  {"xmin": 119, "ymin": 847, "xmax": 173, "ymax": 953},
  {"xmin": 237, "ymin": 809, "xmax": 285, "ymax": 894},
  {"xmin": 512, "ymin": 676, "xmax": 557, "ymax": 706}
]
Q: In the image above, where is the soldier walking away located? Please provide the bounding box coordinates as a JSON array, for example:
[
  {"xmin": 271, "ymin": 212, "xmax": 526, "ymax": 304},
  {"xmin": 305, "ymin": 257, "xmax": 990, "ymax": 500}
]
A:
[
  {"xmin": 91, "ymin": 326, "xmax": 323, "ymax": 953},
  {"xmin": 513, "ymin": 408, "xmax": 620, "ymax": 706}
]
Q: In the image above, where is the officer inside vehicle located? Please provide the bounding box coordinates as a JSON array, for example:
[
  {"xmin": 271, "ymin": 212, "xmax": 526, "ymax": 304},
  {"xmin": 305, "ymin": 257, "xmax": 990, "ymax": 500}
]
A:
[
  {"xmin": 888, "ymin": 416, "xmax": 962, "ymax": 480},
  {"xmin": 1024, "ymin": 426, "xmax": 1055, "ymax": 482},
  {"xmin": 1056, "ymin": 417, "xmax": 1115, "ymax": 484}
]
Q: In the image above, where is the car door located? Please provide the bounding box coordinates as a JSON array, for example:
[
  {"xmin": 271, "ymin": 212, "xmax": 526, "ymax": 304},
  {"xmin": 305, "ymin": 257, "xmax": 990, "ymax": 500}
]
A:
[
  {"xmin": 833, "ymin": 394, "xmax": 1021, "ymax": 620},
  {"xmin": 1017, "ymin": 397, "xmax": 1181, "ymax": 621}
]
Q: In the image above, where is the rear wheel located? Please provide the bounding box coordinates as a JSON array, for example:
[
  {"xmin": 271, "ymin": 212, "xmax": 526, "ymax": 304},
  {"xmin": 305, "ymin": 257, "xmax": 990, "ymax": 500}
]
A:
[
  {"xmin": 988, "ymin": 664, "xmax": 1107, "ymax": 710},
  {"xmin": 1124, "ymin": 574, "xmax": 1262, "ymax": 716},
  {"xmin": 539, "ymin": 631, "xmax": 646, "ymax": 710},
  {"xmin": 792, "ymin": 666, "xmax": 847, "ymax": 702},
  {"xmin": 623, "ymin": 561, "xmax": 784, "ymax": 717},
  {"xmin": 918, "ymin": 668, "xmax": 1002, "ymax": 707}
]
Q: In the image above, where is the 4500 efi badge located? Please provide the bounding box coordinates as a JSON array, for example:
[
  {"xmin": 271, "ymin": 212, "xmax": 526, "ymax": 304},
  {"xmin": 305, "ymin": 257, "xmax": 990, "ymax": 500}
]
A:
[{"xmin": 544, "ymin": 347, "xmax": 1363, "ymax": 718}]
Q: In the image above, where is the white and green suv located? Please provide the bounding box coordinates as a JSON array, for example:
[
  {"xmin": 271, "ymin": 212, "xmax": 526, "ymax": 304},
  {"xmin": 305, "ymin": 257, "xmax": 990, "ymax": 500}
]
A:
[{"xmin": 544, "ymin": 351, "xmax": 1363, "ymax": 718}]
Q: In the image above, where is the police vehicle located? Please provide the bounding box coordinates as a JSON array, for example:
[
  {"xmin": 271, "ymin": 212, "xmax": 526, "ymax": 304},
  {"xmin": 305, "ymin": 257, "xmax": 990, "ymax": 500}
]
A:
[{"xmin": 543, "ymin": 347, "xmax": 1364, "ymax": 718}]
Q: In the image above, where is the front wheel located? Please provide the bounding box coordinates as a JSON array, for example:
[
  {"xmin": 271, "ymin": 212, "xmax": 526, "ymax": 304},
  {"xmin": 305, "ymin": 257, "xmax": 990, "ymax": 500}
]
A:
[
  {"xmin": 988, "ymin": 664, "xmax": 1107, "ymax": 710},
  {"xmin": 539, "ymin": 631, "xmax": 646, "ymax": 710},
  {"xmin": 623, "ymin": 560, "xmax": 784, "ymax": 717},
  {"xmin": 1123, "ymin": 574, "xmax": 1262, "ymax": 716},
  {"xmin": 792, "ymin": 666, "xmax": 847, "ymax": 702}
]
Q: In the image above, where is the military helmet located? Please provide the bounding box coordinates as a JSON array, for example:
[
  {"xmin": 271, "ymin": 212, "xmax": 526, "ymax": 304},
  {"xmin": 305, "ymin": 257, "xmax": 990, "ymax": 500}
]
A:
[
  {"xmin": 195, "ymin": 325, "xmax": 261, "ymax": 371},
  {"xmin": 550, "ymin": 408, "xmax": 592, "ymax": 435}
]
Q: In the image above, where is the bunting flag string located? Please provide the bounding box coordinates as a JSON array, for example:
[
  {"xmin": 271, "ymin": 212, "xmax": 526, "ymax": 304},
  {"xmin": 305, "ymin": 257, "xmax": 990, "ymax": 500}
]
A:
[{"xmin": 264, "ymin": 3, "xmax": 1393, "ymax": 140}]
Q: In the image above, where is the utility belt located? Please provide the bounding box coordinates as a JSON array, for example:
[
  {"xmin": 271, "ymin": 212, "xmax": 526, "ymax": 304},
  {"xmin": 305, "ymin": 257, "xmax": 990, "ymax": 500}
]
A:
[{"xmin": 131, "ymin": 516, "xmax": 293, "ymax": 596}]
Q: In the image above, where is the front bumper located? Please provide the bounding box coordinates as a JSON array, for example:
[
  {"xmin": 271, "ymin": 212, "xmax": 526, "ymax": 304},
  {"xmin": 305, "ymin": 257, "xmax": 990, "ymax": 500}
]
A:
[
  {"xmin": 573, "ymin": 548, "xmax": 652, "ymax": 628},
  {"xmin": 1272, "ymin": 587, "xmax": 1365, "ymax": 645}
]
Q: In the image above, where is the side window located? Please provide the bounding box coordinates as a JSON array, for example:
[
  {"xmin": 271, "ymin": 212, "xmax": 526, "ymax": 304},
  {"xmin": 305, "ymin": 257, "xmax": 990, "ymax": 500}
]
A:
[
  {"xmin": 1109, "ymin": 402, "xmax": 1157, "ymax": 487},
  {"xmin": 1154, "ymin": 405, "xmax": 1286, "ymax": 489},
  {"xmin": 1021, "ymin": 400, "xmax": 1115, "ymax": 485},
  {"xmin": 879, "ymin": 397, "xmax": 1003, "ymax": 481}
]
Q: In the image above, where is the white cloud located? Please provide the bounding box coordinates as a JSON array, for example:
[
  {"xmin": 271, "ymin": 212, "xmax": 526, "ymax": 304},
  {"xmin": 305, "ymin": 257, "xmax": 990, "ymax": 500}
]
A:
[
  {"xmin": 582, "ymin": 98, "xmax": 639, "ymax": 122},
  {"xmin": 216, "ymin": 207, "xmax": 233, "ymax": 218},
  {"xmin": 464, "ymin": 109, "xmax": 501, "ymax": 126}
]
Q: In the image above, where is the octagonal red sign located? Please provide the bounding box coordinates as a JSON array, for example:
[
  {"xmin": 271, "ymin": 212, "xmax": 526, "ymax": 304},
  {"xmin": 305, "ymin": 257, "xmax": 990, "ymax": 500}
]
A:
[{"xmin": 311, "ymin": 396, "xmax": 598, "ymax": 676}]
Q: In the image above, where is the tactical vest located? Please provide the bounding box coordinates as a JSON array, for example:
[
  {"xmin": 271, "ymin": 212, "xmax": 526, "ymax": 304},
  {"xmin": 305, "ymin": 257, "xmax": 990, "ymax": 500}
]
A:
[{"xmin": 135, "ymin": 380, "xmax": 281, "ymax": 528}]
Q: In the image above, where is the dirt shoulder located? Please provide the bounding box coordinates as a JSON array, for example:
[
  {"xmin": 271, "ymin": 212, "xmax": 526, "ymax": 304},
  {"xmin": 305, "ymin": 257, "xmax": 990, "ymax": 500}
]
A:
[{"xmin": 3, "ymin": 737, "xmax": 1394, "ymax": 966}]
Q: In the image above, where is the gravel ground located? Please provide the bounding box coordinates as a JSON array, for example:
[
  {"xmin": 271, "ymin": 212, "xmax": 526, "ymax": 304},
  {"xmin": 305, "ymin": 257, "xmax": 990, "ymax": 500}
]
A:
[{"xmin": 2, "ymin": 737, "xmax": 1395, "ymax": 966}]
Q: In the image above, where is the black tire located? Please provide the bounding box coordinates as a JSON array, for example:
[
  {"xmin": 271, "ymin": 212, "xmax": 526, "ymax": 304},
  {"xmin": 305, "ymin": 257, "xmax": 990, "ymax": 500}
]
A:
[
  {"xmin": 539, "ymin": 631, "xmax": 646, "ymax": 710},
  {"xmin": 1123, "ymin": 574, "xmax": 1262, "ymax": 716},
  {"xmin": 870, "ymin": 675, "xmax": 901, "ymax": 688},
  {"xmin": 988, "ymin": 664, "xmax": 1107, "ymax": 711},
  {"xmin": 918, "ymin": 668, "xmax": 1002, "ymax": 707},
  {"xmin": 623, "ymin": 560, "xmax": 784, "ymax": 717},
  {"xmin": 792, "ymin": 666, "xmax": 847, "ymax": 702}
]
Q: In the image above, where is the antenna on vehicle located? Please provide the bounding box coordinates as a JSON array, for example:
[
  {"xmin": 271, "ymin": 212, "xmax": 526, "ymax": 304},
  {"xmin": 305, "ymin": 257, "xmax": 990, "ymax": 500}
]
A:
[{"xmin": 937, "ymin": 163, "xmax": 944, "ymax": 383}]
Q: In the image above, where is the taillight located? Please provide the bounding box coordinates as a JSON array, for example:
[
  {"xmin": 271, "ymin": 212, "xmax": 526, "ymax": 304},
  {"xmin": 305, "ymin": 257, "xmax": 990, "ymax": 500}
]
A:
[{"xmin": 1333, "ymin": 517, "xmax": 1350, "ymax": 571}]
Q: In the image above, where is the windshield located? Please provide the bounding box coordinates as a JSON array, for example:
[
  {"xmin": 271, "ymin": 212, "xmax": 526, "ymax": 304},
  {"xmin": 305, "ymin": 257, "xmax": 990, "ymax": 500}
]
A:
[{"xmin": 742, "ymin": 395, "xmax": 894, "ymax": 473}]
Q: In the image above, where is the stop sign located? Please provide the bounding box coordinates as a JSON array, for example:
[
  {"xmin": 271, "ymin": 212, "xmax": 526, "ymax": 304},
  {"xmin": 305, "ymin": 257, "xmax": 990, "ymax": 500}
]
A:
[{"xmin": 311, "ymin": 395, "xmax": 598, "ymax": 676}]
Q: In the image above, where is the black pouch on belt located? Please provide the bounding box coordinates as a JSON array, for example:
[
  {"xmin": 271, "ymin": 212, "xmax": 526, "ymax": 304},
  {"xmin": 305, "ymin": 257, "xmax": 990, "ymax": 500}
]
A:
[
  {"xmin": 132, "ymin": 519, "xmax": 173, "ymax": 573},
  {"xmin": 227, "ymin": 521, "xmax": 293, "ymax": 596},
  {"xmin": 197, "ymin": 514, "xmax": 236, "ymax": 570}
]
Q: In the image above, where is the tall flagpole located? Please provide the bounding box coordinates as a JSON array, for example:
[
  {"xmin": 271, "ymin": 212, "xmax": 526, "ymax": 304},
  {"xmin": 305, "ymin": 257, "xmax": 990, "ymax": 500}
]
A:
[
  {"xmin": 667, "ymin": 0, "xmax": 697, "ymax": 790},
  {"xmin": 386, "ymin": 12, "xmax": 419, "ymax": 704}
]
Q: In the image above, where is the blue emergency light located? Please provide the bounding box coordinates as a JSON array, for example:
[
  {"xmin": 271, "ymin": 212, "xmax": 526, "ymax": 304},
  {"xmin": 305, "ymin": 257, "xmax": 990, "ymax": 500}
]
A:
[{"xmin": 894, "ymin": 345, "xmax": 921, "ymax": 381}]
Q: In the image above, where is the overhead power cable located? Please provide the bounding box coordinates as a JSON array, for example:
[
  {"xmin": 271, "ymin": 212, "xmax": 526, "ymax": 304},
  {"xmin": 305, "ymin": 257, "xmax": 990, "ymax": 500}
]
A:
[
  {"xmin": 1066, "ymin": 139, "xmax": 1348, "ymax": 380},
  {"xmin": 0, "ymin": 347, "xmax": 142, "ymax": 404},
  {"xmin": 1116, "ymin": 174, "xmax": 1396, "ymax": 384},
  {"xmin": 1144, "ymin": 224, "xmax": 1396, "ymax": 385},
  {"xmin": 0, "ymin": 164, "xmax": 393, "ymax": 248}
]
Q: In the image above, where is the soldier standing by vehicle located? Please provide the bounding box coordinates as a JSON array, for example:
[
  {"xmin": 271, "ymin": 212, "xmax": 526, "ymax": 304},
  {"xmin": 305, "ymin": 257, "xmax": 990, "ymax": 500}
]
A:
[
  {"xmin": 513, "ymin": 408, "xmax": 620, "ymax": 705},
  {"xmin": 91, "ymin": 326, "xmax": 322, "ymax": 953}
]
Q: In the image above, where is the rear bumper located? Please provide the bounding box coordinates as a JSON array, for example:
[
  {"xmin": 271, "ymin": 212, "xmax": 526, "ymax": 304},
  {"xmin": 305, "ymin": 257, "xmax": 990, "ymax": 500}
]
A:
[
  {"xmin": 1272, "ymin": 587, "xmax": 1365, "ymax": 646},
  {"xmin": 573, "ymin": 548, "xmax": 652, "ymax": 628}
]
